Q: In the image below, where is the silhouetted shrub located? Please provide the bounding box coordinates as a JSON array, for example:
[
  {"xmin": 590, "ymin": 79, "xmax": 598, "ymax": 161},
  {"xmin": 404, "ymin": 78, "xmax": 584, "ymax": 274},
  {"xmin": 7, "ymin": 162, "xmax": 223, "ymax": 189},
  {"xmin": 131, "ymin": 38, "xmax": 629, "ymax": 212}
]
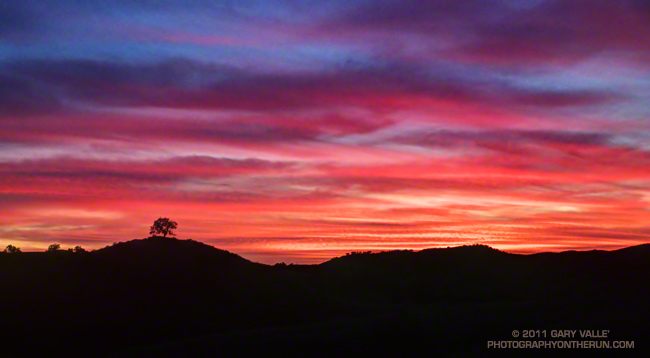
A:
[
  {"xmin": 346, "ymin": 251, "xmax": 372, "ymax": 256},
  {"xmin": 3, "ymin": 245, "xmax": 21, "ymax": 253},
  {"xmin": 46, "ymin": 243, "xmax": 61, "ymax": 252}
]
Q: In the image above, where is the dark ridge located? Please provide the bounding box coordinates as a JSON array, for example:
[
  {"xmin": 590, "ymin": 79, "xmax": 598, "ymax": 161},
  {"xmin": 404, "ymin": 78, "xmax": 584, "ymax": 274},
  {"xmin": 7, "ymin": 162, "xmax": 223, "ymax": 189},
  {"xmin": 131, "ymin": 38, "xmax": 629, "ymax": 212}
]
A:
[
  {"xmin": 96, "ymin": 235, "xmax": 239, "ymax": 255},
  {"xmin": 612, "ymin": 242, "xmax": 650, "ymax": 256},
  {"xmin": 419, "ymin": 243, "xmax": 506, "ymax": 254},
  {"xmin": 0, "ymin": 240, "xmax": 648, "ymax": 357},
  {"xmin": 321, "ymin": 244, "xmax": 506, "ymax": 266},
  {"xmin": 91, "ymin": 235, "xmax": 256, "ymax": 269}
]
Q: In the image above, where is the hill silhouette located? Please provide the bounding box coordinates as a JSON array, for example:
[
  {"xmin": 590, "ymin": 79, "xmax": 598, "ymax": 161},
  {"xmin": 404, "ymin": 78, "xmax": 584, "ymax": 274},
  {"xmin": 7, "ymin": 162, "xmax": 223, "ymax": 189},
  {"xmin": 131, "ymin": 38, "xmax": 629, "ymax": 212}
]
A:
[
  {"xmin": 96, "ymin": 236, "xmax": 247, "ymax": 258},
  {"xmin": 1, "ymin": 239, "xmax": 648, "ymax": 357},
  {"xmin": 92, "ymin": 236, "xmax": 258, "ymax": 271}
]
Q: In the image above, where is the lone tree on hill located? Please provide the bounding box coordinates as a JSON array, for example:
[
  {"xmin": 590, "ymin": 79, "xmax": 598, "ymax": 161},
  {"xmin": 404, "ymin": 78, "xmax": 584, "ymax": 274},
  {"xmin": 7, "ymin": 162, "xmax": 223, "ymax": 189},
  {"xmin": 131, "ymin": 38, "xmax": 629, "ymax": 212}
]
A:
[
  {"xmin": 149, "ymin": 217, "xmax": 178, "ymax": 238},
  {"xmin": 4, "ymin": 245, "xmax": 21, "ymax": 253}
]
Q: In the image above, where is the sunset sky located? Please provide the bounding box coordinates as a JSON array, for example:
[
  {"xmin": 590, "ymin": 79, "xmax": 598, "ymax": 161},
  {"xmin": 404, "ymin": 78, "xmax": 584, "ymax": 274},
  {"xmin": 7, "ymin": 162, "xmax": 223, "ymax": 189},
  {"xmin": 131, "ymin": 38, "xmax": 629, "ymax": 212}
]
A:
[{"xmin": 2, "ymin": 0, "xmax": 650, "ymax": 263}]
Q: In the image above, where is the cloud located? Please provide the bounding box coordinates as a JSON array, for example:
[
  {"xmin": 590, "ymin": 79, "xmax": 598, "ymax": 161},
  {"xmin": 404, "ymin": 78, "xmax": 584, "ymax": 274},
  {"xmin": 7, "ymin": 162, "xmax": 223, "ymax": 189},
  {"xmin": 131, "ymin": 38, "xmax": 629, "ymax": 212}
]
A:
[
  {"xmin": 317, "ymin": 0, "xmax": 650, "ymax": 67},
  {"xmin": 0, "ymin": 71, "xmax": 65, "ymax": 116},
  {"xmin": 392, "ymin": 129, "xmax": 614, "ymax": 148},
  {"xmin": 0, "ymin": 156, "xmax": 298, "ymax": 202},
  {"xmin": 2, "ymin": 57, "xmax": 625, "ymax": 123}
]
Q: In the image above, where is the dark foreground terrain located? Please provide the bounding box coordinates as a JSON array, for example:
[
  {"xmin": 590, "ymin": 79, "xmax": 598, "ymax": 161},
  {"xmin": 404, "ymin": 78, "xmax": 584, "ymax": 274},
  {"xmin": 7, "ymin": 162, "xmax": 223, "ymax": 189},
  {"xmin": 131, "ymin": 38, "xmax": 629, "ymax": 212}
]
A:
[{"xmin": 1, "ymin": 237, "xmax": 648, "ymax": 357}]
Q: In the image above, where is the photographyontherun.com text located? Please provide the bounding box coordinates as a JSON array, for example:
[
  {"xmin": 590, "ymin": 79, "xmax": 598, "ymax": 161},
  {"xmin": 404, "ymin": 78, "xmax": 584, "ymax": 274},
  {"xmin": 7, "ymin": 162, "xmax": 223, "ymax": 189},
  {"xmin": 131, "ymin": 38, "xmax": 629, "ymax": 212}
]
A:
[{"xmin": 488, "ymin": 330, "xmax": 634, "ymax": 349}]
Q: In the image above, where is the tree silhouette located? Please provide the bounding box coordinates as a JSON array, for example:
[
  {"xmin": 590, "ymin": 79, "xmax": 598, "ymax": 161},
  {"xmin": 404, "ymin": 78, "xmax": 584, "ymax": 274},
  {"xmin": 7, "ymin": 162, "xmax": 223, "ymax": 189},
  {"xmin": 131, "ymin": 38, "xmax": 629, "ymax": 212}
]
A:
[
  {"xmin": 73, "ymin": 246, "xmax": 87, "ymax": 253},
  {"xmin": 4, "ymin": 245, "xmax": 21, "ymax": 253},
  {"xmin": 149, "ymin": 217, "xmax": 178, "ymax": 238},
  {"xmin": 47, "ymin": 243, "xmax": 61, "ymax": 252}
]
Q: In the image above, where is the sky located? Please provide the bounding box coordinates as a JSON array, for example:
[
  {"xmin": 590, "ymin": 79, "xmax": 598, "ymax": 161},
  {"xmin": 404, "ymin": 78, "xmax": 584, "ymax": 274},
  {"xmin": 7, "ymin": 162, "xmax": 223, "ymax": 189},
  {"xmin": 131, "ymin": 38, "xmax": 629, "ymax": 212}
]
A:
[{"xmin": 1, "ymin": 0, "xmax": 650, "ymax": 263}]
